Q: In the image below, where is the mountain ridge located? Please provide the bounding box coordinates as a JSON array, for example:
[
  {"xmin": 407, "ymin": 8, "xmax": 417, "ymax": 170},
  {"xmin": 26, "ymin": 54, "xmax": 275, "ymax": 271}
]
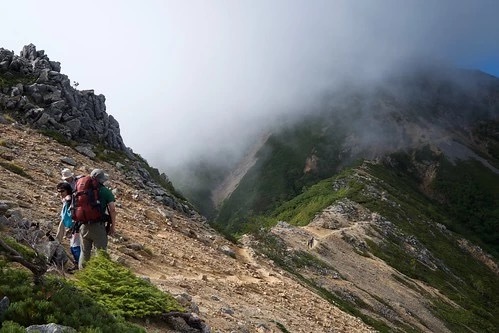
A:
[
  {"xmin": 0, "ymin": 44, "xmax": 379, "ymax": 332},
  {"xmin": 208, "ymin": 67, "xmax": 499, "ymax": 235},
  {"xmin": 1, "ymin": 44, "xmax": 498, "ymax": 332},
  {"xmin": 0, "ymin": 120, "xmax": 377, "ymax": 332},
  {"xmin": 178, "ymin": 64, "xmax": 499, "ymax": 331}
]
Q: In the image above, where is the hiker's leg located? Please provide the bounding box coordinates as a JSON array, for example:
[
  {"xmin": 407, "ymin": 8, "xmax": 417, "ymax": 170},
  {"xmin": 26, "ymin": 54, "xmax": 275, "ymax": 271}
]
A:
[
  {"xmin": 55, "ymin": 221, "xmax": 65, "ymax": 242},
  {"xmin": 71, "ymin": 246, "xmax": 81, "ymax": 264},
  {"xmin": 93, "ymin": 223, "xmax": 108, "ymax": 251},
  {"xmin": 79, "ymin": 225, "xmax": 93, "ymax": 269}
]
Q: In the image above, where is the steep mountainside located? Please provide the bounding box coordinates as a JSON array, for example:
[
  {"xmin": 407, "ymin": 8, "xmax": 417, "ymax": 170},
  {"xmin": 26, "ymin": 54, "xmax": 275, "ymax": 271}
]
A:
[
  {"xmin": 211, "ymin": 67, "xmax": 499, "ymax": 236},
  {"xmin": 0, "ymin": 45, "xmax": 379, "ymax": 332},
  {"xmin": 0, "ymin": 122, "xmax": 377, "ymax": 332},
  {"xmin": 1, "ymin": 45, "xmax": 498, "ymax": 333},
  {"xmin": 181, "ymin": 66, "xmax": 499, "ymax": 332}
]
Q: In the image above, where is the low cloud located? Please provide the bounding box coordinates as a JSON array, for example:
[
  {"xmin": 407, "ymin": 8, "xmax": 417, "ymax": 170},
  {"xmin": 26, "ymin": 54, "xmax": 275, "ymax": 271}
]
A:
[{"xmin": 1, "ymin": 1, "xmax": 498, "ymax": 181}]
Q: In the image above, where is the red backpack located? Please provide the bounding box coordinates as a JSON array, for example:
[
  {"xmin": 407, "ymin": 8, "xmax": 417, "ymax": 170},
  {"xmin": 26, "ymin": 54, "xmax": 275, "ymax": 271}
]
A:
[{"xmin": 71, "ymin": 175, "xmax": 103, "ymax": 223}]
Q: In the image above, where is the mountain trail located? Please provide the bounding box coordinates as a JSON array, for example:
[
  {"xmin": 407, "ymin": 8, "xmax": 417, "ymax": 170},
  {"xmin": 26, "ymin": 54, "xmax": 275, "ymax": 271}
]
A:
[{"xmin": 271, "ymin": 213, "xmax": 453, "ymax": 333}]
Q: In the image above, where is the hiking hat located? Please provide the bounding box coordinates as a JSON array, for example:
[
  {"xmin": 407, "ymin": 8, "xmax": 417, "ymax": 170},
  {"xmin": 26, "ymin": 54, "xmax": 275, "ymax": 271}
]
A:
[
  {"xmin": 61, "ymin": 168, "xmax": 74, "ymax": 180},
  {"xmin": 91, "ymin": 168, "xmax": 109, "ymax": 183}
]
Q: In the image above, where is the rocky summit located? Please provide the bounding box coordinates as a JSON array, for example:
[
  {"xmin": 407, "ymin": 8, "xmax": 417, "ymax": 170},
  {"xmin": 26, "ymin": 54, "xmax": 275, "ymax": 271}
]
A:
[
  {"xmin": 0, "ymin": 44, "xmax": 126, "ymax": 152},
  {"xmin": 1, "ymin": 45, "xmax": 498, "ymax": 333}
]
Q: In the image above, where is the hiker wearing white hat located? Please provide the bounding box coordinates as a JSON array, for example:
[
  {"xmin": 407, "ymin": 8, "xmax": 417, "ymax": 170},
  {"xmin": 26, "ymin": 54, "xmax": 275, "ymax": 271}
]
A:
[{"xmin": 61, "ymin": 168, "xmax": 77, "ymax": 191}]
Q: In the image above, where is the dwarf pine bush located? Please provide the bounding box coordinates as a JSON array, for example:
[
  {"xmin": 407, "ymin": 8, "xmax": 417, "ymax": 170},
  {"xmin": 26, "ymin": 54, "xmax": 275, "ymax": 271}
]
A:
[
  {"xmin": 0, "ymin": 260, "xmax": 144, "ymax": 333},
  {"xmin": 0, "ymin": 321, "xmax": 25, "ymax": 333},
  {"xmin": 74, "ymin": 251, "xmax": 183, "ymax": 319}
]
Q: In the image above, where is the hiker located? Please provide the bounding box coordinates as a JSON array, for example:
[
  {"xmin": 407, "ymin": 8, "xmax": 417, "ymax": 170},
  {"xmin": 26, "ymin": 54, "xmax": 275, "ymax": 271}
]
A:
[
  {"xmin": 61, "ymin": 168, "xmax": 77, "ymax": 191},
  {"xmin": 78, "ymin": 168, "xmax": 116, "ymax": 269},
  {"xmin": 307, "ymin": 237, "xmax": 314, "ymax": 249},
  {"xmin": 69, "ymin": 223, "xmax": 81, "ymax": 266},
  {"xmin": 55, "ymin": 182, "xmax": 73, "ymax": 243}
]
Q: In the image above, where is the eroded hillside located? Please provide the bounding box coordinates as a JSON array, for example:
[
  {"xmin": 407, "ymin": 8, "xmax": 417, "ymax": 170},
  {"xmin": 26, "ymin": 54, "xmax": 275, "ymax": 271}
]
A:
[{"xmin": 243, "ymin": 159, "xmax": 499, "ymax": 332}]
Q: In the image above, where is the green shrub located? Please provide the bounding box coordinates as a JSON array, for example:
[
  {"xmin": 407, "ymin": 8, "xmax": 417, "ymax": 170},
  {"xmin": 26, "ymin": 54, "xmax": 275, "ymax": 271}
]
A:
[
  {"xmin": 38, "ymin": 129, "xmax": 73, "ymax": 147},
  {"xmin": 0, "ymin": 260, "xmax": 144, "ymax": 333},
  {"xmin": 272, "ymin": 320, "xmax": 290, "ymax": 333},
  {"xmin": 74, "ymin": 251, "xmax": 183, "ymax": 319},
  {"xmin": 0, "ymin": 113, "xmax": 16, "ymax": 124},
  {"xmin": 0, "ymin": 161, "xmax": 32, "ymax": 179},
  {"xmin": 0, "ymin": 321, "xmax": 26, "ymax": 333},
  {"xmin": 94, "ymin": 144, "xmax": 129, "ymax": 166},
  {"xmin": 0, "ymin": 235, "xmax": 38, "ymax": 261},
  {"xmin": 0, "ymin": 73, "xmax": 36, "ymax": 88}
]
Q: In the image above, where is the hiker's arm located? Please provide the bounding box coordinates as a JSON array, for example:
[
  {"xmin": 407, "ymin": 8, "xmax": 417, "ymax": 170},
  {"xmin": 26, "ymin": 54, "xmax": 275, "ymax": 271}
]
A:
[{"xmin": 108, "ymin": 201, "xmax": 117, "ymax": 235}]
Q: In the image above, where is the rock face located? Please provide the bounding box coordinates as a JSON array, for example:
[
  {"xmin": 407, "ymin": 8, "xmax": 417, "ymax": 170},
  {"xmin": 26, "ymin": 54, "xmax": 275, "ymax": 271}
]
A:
[{"xmin": 0, "ymin": 44, "xmax": 126, "ymax": 152}]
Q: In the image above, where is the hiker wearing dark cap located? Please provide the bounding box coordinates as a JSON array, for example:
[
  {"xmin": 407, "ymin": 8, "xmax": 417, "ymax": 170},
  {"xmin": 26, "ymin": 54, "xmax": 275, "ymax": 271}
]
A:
[
  {"xmin": 78, "ymin": 168, "xmax": 117, "ymax": 269},
  {"xmin": 55, "ymin": 182, "xmax": 74, "ymax": 243}
]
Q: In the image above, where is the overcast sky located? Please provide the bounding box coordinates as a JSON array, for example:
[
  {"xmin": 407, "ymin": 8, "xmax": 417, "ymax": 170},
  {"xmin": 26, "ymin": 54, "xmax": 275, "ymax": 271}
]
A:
[{"xmin": 2, "ymin": 0, "xmax": 499, "ymax": 176}]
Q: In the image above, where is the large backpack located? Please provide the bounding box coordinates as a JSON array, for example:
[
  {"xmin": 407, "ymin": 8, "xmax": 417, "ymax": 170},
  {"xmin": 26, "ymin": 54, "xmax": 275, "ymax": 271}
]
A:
[{"xmin": 71, "ymin": 175, "xmax": 103, "ymax": 223}]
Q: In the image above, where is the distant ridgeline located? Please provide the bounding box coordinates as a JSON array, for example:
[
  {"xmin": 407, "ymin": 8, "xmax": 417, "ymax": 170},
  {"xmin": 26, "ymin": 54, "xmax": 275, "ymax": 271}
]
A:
[{"xmin": 0, "ymin": 44, "xmax": 127, "ymax": 154}]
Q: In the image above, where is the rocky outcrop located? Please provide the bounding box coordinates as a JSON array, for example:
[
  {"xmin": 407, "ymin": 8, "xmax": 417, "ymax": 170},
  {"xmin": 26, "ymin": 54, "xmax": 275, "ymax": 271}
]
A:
[
  {"xmin": 0, "ymin": 44, "xmax": 194, "ymax": 216},
  {"xmin": 0, "ymin": 44, "xmax": 126, "ymax": 152}
]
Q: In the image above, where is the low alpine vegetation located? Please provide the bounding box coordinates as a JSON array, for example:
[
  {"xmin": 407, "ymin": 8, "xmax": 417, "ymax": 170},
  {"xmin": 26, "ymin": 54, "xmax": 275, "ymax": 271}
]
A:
[
  {"xmin": 0, "ymin": 161, "xmax": 32, "ymax": 179},
  {"xmin": 0, "ymin": 259, "xmax": 144, "ymax": 333},
  {"xmin": 74, "ymin": 251, "xmax": 184, "ymax": 318},
  {"xmin": 0, "ymin": 248, "xmax": 184, "ymax": 332}
]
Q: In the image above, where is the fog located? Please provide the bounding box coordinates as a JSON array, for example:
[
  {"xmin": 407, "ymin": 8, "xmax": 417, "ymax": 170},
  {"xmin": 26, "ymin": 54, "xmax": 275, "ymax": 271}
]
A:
[{"xmin": 1, "ymin": 1, "xmax": 498, "ymax": 182}]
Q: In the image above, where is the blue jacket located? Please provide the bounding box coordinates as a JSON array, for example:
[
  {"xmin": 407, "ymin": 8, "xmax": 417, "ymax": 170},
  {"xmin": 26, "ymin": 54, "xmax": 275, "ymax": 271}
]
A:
[{"xmin": 61, "ymin": 199, "xmax": 73, "ymax": 228}]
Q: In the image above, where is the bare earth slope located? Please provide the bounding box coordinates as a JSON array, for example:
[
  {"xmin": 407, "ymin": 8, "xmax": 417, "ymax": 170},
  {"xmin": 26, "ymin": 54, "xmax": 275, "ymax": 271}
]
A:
[{"xmin": 0, "ymin": 122, "xmax": 375, "ymax": 333}]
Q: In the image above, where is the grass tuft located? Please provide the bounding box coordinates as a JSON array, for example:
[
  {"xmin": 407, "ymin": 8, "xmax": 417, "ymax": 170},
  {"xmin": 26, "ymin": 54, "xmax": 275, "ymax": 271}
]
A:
[{"xmin": 0, "ymin": 161, "xmax": 32, "ymax": 179}]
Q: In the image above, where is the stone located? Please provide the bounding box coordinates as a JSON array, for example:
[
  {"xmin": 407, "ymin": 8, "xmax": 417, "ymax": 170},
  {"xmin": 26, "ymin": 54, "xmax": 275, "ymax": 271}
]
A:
[
  {"xmin": 60, "ymin": 156, "xmax": 77, "ymax": 166},
  {"xmin": 75, "ymin": 145, "xmax": 96, "ymax": 158},
  {"xmin": 26, "ymin": 323, "xmax": 77, "ymax": 333},
  {"xmin": 220, "ymin": 245, "xmax": 236, "ymax": 258},
  {"xmin": 126, "ymin": 243, "xmax": 144, "ymax": 251},
  {"xmin": 0, "ymin": 296, "xmax": 9, "ymax": 318}
]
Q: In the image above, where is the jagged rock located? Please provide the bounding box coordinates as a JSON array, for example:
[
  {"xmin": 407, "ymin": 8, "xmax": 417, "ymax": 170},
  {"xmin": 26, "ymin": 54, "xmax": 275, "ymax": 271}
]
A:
[
  {"xmin": 0, "ymin": 44, "xmax": 127, "ymax": 151},
  {"xmin": 34, "ymin": 112, "xmax": 53, "ymax": 127},
  {"xmin": 0, "ymin": 200, "xmax": 16, "ymax": 213},
  {"xmin": 60, "ymin": 157, "xmax": 76, "ymax": 166},
  {"xmin": 0, "ymin": 296, "xmax": 9, "ymax": 318},
  {"xmin": 34, "ymin": 241, "xmax": 69, "ymax": 267},
  {"xmin": 75, "ymin": 145, "xmax": 96, "ymax": 158},
  {"xmin": 6, "ymin": 208, "xmax": 22, "ymax": 221},
  {"xmin": 64, "ymin": 118, "xmax": 81, "ymax": 134},
  {"xmin": 20, "ymin": 44, "xmax": 38, "ymax": 61},
  {"xmin": 220, "ymin": 245, "xmax": 236, "ymax": 258},
  {"xmin": 220, "ymin": 307, "xmax": 234, "ymax": 315},
  {"xmin": 126, "ymin": 243, "xmax": 144, "ymax": 251},
  {"xmin": 175, "ymin": 293, "xmax": 200, "ymax": 314},
  {"xmin": 0, "ymin": 215, "xmax": 9, "ymax": 226},
  {"xmin": 153, "ymin": 187, "xmax": 167, "ymax": 196},
  {"xmin": 26, "ymin": 323, "xmax": 77, "ymax": 333},
  {"xmin": 275, "ymin": 221, "xmax": 291, "ymax": 228}
]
